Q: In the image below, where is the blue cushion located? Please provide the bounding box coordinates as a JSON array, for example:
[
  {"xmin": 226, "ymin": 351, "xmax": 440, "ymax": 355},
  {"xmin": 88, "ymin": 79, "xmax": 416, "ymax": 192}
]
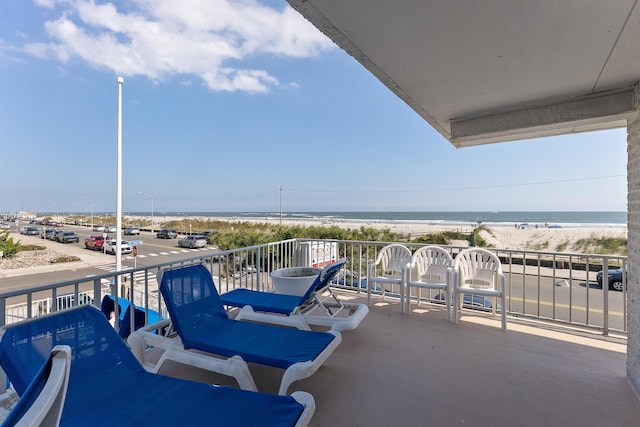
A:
[
  {"xmin": 220, "ymin": 289, "xmax": 302, "ymax": 314},
  {"xmin": 0, "ymin": 306, "xmax": 306, "ymax": 426}
]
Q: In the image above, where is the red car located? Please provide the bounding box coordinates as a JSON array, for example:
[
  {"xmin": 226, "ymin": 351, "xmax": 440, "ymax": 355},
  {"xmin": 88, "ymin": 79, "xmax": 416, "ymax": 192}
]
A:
[{"xmin": 84, "ymin": 235, "xmax": 107, "ymax": 251}]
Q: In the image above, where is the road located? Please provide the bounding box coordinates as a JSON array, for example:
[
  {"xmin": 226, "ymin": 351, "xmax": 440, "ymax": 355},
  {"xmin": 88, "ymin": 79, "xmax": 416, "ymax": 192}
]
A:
[{"xmin": 0, "ymin": 224, "xmax": 219, "ymax": 290}]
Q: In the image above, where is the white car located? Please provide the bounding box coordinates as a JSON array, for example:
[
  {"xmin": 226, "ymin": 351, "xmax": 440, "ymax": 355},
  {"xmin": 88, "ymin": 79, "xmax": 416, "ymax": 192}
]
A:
[
  {"xmin": 104, "ymin": 225, "xmax": 117, "ymax": 233},
  {"xmin": 124, "ymin": 226, "xmax": 140, "ymax": 235},
  {"xmin": 103, "ymin": 240, "xmax": 132, "ymax": 255}
]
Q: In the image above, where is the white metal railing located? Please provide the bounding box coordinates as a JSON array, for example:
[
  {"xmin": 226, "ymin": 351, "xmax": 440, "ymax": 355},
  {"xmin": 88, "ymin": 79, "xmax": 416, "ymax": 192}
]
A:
[{"xmin": 0, "ymin": 239, "xmax": 628, "ymax": 336}]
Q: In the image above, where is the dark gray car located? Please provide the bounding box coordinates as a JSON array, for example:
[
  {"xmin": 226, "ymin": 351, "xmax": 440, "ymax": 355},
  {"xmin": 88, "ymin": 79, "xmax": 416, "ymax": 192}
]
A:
[
  {"xmin": 156, "ymin": 229, "xmax": 177, "ymax": 239},
  {"xmin": 59, "ymin": 231, "xmax": 80, "ymax": 243}
]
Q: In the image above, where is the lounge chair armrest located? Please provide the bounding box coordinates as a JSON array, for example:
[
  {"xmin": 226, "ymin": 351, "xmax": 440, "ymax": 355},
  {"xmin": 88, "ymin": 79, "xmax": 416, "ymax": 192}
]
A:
[
  {"xmin": 128, "ymin": 321, "xmax": 180, "ymax": 371},
  {"xmin": 290, "ymin": 391, "xmax": 315, "ymax": 427},
  {"xmin": 278, "ymin": 330, "xmax": 342, "ymax": 395}
]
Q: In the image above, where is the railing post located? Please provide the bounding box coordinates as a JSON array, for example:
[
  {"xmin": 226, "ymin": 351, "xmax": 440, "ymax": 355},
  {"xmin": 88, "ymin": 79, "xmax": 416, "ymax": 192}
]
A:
[
  {"xmin": 0, "ymin": 297, "xmax": 6, "ymax": 328},
  {"xmin": 93, "ymin": 278, "xmax": 102, "ymax": 309},
  {"xmin": 602, "ymin": 257, "xmax": 609, "ymax": 336},
  {"xmin": 0, "ymin": 297, "xmax": 5, "ymax": 394}
]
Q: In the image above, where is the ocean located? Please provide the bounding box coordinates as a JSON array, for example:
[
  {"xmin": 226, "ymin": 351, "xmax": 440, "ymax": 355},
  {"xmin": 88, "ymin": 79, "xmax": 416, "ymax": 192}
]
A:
[{"xmin": 134, "ymin": 211, "xmax": 627, "ymax": 229}]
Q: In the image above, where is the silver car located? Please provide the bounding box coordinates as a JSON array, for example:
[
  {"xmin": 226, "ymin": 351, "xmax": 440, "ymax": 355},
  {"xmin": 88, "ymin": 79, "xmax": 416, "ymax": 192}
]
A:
[
  {"xmin": 178, "ymin": 235, "xmax": 207, "ymax": 249},
  {"xmin": 124, "ymin": 226, "xmax": 140, "ymax": 235}
]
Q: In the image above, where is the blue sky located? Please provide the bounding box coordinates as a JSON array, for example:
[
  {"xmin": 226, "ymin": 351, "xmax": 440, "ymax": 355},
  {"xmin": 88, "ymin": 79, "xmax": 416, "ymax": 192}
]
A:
[{"xmin": 0, "ymin": 0, "xmax": 628, "ymax": 214}]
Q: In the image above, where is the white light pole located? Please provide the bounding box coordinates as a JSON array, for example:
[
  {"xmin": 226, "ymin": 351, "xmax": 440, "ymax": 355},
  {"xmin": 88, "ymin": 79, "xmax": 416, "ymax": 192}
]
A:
[
  {"xmin": 137, "ymin": 192, "xmax": 154, "ymax": 233},
  {"xmin": 279, "ymin": 185, "xmax": 283, "ymax": 226},
  {"xmin": 116, "ymin": 77, "xmax": 124, "ymax": 293},
  {"xmin": 149, "ymin": 194, "xmax": 154, "ymax": 233}
]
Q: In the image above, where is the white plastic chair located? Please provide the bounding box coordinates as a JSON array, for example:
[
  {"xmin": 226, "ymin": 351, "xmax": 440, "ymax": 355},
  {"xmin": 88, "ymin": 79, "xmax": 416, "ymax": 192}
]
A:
[
  {"xmin": 405, "ymin": 245, "xmax": 452, "ymax": 319},
  {"xmin": 366, "ymin": 244, "xmax": 412, "ymax": 309},
  {"xmin": 453, "ymin": 248, "xmax": 506, "ymax": 331}
]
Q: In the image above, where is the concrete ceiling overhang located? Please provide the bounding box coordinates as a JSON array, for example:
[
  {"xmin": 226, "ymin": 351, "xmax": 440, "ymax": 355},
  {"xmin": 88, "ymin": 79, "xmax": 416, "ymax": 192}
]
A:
[{"xmin": 286, "ymin": 0, "xmax": 640, "ymax": 147}]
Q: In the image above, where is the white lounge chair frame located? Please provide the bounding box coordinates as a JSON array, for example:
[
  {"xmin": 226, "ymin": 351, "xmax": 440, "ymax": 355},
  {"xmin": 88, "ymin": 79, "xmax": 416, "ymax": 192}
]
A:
[
  {"xmin": 366, "ymin": 244, "xmax": 412, "ymax": 309},
  {"xmin": 0, "ymin": 345, "xmax": 71, "ymax": 427},
  {"xmin": 128, "ymin": 317, "xmax": 341, "ymax": 396},
  {"xmin": 453, "ymin": 248, "xmax": 507, "ymax": 331},
  {"xmin": 405, "ymin": 245, "xmax": 452, "ymax": 319}
]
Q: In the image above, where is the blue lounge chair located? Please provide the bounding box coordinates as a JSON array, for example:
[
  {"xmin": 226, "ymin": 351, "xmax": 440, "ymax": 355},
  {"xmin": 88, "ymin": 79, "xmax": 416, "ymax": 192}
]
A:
[
  {"xmin": 220, "ymin": 260, "xmax": 368, "ymax": 332},
  {"xmin": 100, "ymin": 295, "xmax": 161, "ymax": 338},
  {"xmin": 128, "ymin": 263, "xmax": 342, "ymax": 395},
  {"xmin": 0, "ymin": 306, "xmax": 314, "ymax": 426},
  {"xmin": 0, "ymin": 345, "xmax": 70, "ymax": 427}
]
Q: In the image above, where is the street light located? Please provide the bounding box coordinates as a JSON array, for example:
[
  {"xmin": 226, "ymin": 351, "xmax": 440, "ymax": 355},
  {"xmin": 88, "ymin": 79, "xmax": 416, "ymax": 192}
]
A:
[
  {"xmin": 138, "ymin": 192, "xmax": 154, "ymax": 233},
  {"xmin": 80, "ymin": 197, "xmax": 93, "ymax": 228},
  {"xmin": 279, "ymin": 185, "xmax": 283, "ymax": 226},
  {"xmin": 115, "ymin": 77, "xmax": 124, "ymax": 287}
]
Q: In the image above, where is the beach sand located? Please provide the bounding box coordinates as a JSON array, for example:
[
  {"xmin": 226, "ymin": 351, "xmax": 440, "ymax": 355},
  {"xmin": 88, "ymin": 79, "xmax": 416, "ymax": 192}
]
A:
[{"xmin": 148, "ymin": 215, "xmax": 628, "ymax": 253}]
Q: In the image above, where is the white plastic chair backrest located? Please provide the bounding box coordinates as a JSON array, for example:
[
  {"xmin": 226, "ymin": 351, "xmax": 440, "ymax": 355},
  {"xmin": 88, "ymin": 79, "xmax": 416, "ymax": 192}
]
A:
[
  {"xmin": 373, "ymin": 244, "xmax": 412, "ymax": 278},
  {"xmin": 454, "ymin": 248, "xmax": 502, "ymax": 290},
  {"xmin": 411, "ymin": 246, "xmax": 452, "ymax": 283}
]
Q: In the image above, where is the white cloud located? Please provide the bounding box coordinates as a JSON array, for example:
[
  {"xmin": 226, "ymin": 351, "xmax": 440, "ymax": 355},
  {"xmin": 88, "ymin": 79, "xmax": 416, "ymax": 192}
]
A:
[
  {"xmin": 33, "ymin": 0, "xmax": 57, "ymax": 8},
  {"xmin": 24, "ymin": 0, "xmax": 334, "ymax": 92}
]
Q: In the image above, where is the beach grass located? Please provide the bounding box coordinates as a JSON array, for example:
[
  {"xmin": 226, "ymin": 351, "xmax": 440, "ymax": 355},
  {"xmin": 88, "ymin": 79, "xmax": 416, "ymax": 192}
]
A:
[
  {"xmin": 571, "ymin": 234, "xmax": 627, "ymax": 255},
  {"xmin": 63, "ymin": 214, "xmax": 628, "ymax": 255}
]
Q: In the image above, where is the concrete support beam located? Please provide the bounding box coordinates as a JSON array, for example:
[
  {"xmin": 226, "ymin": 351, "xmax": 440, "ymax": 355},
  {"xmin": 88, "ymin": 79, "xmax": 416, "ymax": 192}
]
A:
[
  {"xmin": 451, "ymin": 88, "xmax": 636, "ymax": 147},
  {"xmin": 627, "ymin": 86, "xmax": 640, "ymax": 397}
]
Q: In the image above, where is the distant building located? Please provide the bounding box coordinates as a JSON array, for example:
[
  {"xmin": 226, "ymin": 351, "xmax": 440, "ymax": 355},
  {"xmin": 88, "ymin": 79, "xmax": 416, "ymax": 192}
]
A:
[{"xmin": 17, "ymin": 211, "xmax": 36, "ymax": 221}]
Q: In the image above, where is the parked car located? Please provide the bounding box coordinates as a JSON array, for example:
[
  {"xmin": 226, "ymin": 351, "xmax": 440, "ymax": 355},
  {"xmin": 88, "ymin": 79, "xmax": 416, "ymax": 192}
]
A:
[
  {"xmin": 104, "ymin": 225, "xmax": 117, "ymax": 233},
  {"xmin": 434, "ymin": 293, "xmax": 496, "ymax": 310},
  {"xmin": 156, "ymin": 229, "xmax": 177, "ymax": 239},
  {"xmin": 596, "ymin": 267, "xmax": 626, "ymax": 292},
  {"xmin": 124, "ymin": 226, "xmax": 140, "ymax": 235},
  {"xmin": 0, "ymin": 222, "xmax": 10, "ymax": 229},
  {"xmin": 58, "ymin": 231, "xmax": 79, "ymax": 243},
  {"xmin": 92, "ymin": 225, "xmax": 105, "ymax": 232},
  {"xmin": 20, "ymin": 226, "xmax": 39, "ymax": 235},
  {"xmin": 39, "ymin": 228, "xmax": 55, "ymax": 239},
  {"xmin": 103, "ymin": 240, "xmax": 133, "ymax": 255},
  {"xmin": 50, "ymin": 230, "xmax": 64, "ymax": 241},
  {"xmin": 178, "ymin": 235, "xmax": 207, "ymax": 249},
  {"xmin": 85, "ymin": 235, "xmax": 107, "ymax": 251}
]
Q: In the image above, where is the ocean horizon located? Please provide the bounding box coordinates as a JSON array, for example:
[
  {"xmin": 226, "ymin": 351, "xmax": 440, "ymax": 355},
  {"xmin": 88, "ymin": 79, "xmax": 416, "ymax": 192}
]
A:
[{"xmin": 52, "ymin": 211, "xmax": 628, "ymax": 229}]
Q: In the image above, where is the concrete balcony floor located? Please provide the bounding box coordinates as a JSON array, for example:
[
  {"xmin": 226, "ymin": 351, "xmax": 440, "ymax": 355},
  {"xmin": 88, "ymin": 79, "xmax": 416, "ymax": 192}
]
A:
[{"xmin": 159, "ymin": 291, "xmax": 640, "ymax": 426}]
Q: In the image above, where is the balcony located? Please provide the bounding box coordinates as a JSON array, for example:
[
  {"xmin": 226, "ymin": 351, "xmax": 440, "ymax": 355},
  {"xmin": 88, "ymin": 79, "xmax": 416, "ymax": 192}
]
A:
[
  {"xmin": 166, "ymin": 290, "xmax": 638, "ymax": 425},
  {"xmin": 0, "ymin": 239, "xmax": 638, "ymax": 425}
]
